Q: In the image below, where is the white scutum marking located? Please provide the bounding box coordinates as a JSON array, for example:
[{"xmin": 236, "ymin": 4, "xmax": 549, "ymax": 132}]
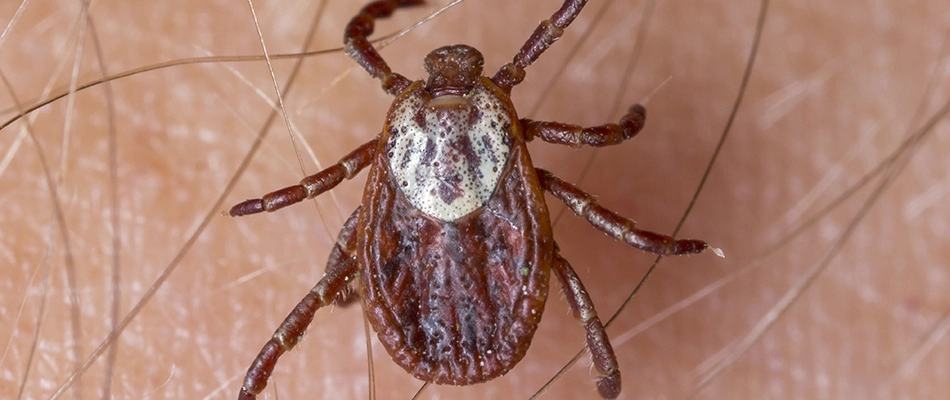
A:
[{"xmin": 387, "ymin": 85, "xmax": 511, "ymax": 221}]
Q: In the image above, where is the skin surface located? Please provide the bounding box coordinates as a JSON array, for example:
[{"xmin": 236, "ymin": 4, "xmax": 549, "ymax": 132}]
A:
[{"xmin": 1, "ymin": 0, "xmax": 948, "ymax": 399}]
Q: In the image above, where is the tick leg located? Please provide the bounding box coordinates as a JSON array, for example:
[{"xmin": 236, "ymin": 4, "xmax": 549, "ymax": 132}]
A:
[
  {"xmin": 344, "ymin": 0, "xmax": 424, "ymax": 96},
  {"xmin": 239, "ymin": 210, "xmax": 361, "ymax": 400},
  {"xmin": 537, "ymin": 168, "xmax": 708, "ymax": 255},
  {"xmin": 492, "ymin": 0, "xmax": 590, "ymax": 92},
  {"xmin": 328, "ymin": 208, "xmax": 362, "ymax": 307},
  {"xmin": 229, "ymin": 138, "xmax": 377, "ymax": 216},
  {"xmin": 523, "ymin": 104, "xmax": 646, "ymax": 148},
  {"xmin": 552, "ymin": 246, "xmax": 620, "ymax": 399}
]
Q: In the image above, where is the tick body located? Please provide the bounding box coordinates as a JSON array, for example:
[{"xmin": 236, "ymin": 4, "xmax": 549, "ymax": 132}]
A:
[
  {"xmin": 362, "ymin": 73, "xmax": 551, "ymax": 384},
  {"xmin": 230, "ymin": 1, "xmax": 710, "ymax": 399}
]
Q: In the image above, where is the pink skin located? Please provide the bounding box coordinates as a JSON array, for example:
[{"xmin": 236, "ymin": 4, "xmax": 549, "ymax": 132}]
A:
[{"xmin": 2, "ymin": 0, "xmax": 947, "ymax": 399}]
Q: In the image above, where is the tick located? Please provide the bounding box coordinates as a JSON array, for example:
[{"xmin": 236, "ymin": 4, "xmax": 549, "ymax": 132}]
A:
[{"xmin": 229, "ymin": 0, "xmax": 711, "ymax": 398}]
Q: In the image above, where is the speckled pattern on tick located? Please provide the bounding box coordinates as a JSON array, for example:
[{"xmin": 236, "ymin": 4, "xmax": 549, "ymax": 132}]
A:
[{"xmin": 228, "ymin": 1, "xmax": 712, "ymax": 399}]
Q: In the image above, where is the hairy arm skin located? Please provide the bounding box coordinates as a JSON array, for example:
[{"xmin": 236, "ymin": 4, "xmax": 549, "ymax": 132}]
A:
[{"xmin": 2, "ymin": 0, "xmax": 946, "ymax": 398}]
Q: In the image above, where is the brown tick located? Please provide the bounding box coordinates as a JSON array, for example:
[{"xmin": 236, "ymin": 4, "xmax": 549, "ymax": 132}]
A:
[{"xmin": 229, "ymin": 0, "xmax": 711, "ymax": 398}]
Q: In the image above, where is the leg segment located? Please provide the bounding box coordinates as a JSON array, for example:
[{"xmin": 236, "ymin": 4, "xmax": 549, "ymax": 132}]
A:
[
  {"xmin": 523, "ymin": 104, "xmax": 646, "ymax": 148},
  {"xmin": 537, "ymin": 168, "xmax": 708, "ymax": 255},
  {"xmin": 344, "ymin": 0, "xmax": 424, "ymax": 96},
  {"xmin": 551, "ymin": 246, "xmax": 620, "ymax": 399},
  {"xmin": 328, "ymin": 208, "xmax": 362, "ymax": 307},
  {"xmin": 492, "ymin": 0, "xmax": 590, "ymax": 92},
  {"xmin": 238, "ymin": 209, "xmax": 362, "ymax": 400},
  {"xmin": 229, "ymin": 138, "xmax": 377, "ymax": 217}
]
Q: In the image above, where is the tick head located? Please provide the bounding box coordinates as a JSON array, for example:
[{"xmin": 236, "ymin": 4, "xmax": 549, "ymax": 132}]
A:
[{"xmin": 423, "ymin": 44, "xmax": 484, "ymax": 97}]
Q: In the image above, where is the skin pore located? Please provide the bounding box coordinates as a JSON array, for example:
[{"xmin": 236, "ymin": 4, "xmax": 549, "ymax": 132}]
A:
[{"xmin": 2, "ymin": 0, "xmax": 948, "ymax": 399}]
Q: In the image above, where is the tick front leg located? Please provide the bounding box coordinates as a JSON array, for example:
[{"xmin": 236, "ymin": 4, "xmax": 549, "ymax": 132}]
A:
[
  {"xmin": 523, "ymin": 104, "xmax": 646, "ymax": 148},
  {"xmin": 344, "ymin": 0, "xmax": 424, "ymax": 96},
  {"xmin": 537, "ymin": 168, "xmax": 708, "ymax": 255},
  {"xmin": 552, "ymin": 247, "xmax": 621, "ymax": 399},
  {"xmin": 239, "ymin": 210, "xmax": 361, "ymax": 400},
  {"xmin": 229, "ymin": 138, "xmax": 376, "ymax": 216},
  {"xmin": 492, "ymin": 0, "xmax": 591, "ymax": 91}
]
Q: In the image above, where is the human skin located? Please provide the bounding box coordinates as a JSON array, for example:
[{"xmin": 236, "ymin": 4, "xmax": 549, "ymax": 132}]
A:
[{"xmin": 1, "ymin": 0, "xmax": 948, "ymax": 399}]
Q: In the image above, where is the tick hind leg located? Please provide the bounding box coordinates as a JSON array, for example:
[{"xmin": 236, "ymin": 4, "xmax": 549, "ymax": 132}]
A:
[
  {"xmin": 537, "ymin": 168, "xmax": 708, "ymax": 255},
  {"xmin": 552, "ymin": 245, "xmax": 621, "ymax": 399},
  {"xmin": 239, "ymin": 210, "xmax": 362, "ymax": 400},
  {"xmin": 328, "ymin": 209, "xmax": 363, "ymax": 307}
]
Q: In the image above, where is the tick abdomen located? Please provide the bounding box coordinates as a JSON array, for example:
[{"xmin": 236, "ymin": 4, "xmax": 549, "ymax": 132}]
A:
[{"xmin": 360, "ymin": 162, "xmax": 552, "ymax": 385}]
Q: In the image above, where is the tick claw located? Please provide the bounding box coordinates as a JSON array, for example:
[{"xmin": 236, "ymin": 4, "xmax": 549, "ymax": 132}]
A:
[{"xmin": 229, "ymin": 199, "xmax": 264, "ymax": 216}]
